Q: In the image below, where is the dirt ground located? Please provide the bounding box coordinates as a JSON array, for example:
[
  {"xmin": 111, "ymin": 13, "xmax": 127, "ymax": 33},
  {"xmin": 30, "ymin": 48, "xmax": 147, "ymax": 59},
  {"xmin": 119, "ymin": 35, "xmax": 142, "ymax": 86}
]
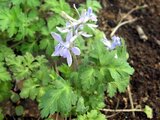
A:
[{"xmin": 98, "ymin": 0, "xmax": 160, "ymax": 119}]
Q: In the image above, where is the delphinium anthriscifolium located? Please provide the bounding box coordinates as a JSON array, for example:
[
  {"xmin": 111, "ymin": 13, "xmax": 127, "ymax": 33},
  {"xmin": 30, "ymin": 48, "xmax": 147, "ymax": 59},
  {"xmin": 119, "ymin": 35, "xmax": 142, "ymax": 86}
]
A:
[{"xmin": 39, "ymin": 5, "xmax": 134, "ymax": 120}]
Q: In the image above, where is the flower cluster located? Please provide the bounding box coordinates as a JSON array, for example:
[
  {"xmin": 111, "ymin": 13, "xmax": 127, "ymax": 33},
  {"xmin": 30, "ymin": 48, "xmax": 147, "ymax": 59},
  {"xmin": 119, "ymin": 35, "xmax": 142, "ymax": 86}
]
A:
[
  {"xmin": 102, "ymin": 35, "xmax": 121, "ymax": 50},
  {"xmin": 51, "ymin": 6, "xmax": 121, "ymax": 66},
  {"xmin": 51, "ymin": 7, "xmax": 97, "ymax": 66}
]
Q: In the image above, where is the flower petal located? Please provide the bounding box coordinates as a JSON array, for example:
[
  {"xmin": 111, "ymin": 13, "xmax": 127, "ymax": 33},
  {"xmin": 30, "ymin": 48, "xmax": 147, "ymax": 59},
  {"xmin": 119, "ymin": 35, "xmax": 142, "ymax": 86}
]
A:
[
  {"xmin": 112, "ymin": 36, "xmax": 121, "ymax": 46},
  {"xmin": 87, "ymin": 24, "xmax": 98, "ymax": 30},
  {"xmin": 51, "ymin": 32, "xmax": 63, "ymax": 43},
  {"xmin": 102, "ymin": 38, "xmax": 111, "ymax": 48},
  {"xmin": 87, "ymin": 7, "xmax": 92, "ymax": 16},
  {"xmin": 56, "ymin": 27, "xmax": 70, "ymax": 33},
  {"xmin": 71, "ymin": 47, "xmax": 81, "ymax": 55},
  {"xmin": 52, "ymin": 44, "xmax": 61, "ymax": 56},
  {"xmin": 66, "ymin": 31, "xmax": 73, "ymax": 43},
  {"xmin": 65, "ymin": 50, "xmax": 72, "ymax": 66},
  {"xmin": 82, "ymin": 32, "xmax": 92, "ymax": 38}
]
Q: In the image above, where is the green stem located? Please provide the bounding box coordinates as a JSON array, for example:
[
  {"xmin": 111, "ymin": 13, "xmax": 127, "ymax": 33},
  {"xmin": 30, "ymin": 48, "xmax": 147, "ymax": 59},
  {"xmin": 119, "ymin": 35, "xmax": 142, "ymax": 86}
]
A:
[{"xmin": 73, "ymin": 54, "xmax": 78, "ymax": 70}]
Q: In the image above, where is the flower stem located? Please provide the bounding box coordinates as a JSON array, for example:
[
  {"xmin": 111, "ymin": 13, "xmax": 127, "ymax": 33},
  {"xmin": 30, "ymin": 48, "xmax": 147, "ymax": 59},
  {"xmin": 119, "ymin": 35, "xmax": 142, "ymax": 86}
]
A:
[{"xmin": 73, "ymin": 54, "xmax": 78, "ymax": 70}]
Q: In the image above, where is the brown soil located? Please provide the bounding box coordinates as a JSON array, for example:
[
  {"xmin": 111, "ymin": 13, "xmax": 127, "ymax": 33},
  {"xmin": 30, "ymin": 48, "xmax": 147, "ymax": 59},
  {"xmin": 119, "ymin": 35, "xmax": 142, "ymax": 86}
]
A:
[{"xmin": 98, "ymin": 0, "xmax": 160, "ymax": 119}]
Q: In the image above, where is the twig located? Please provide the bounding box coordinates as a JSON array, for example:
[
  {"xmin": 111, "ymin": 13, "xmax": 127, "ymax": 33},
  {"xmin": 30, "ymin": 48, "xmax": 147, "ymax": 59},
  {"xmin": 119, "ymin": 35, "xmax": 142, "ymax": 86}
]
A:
[
  {"xmin": 69, "ymin": 114, "xmax": 72, "ymax": 120},
  {"xmin": 10, "ymin": 40, "xmax": 25, "ymax": 48},
  {"xmin": 127, "ymin": 85, "xmax": 135, "ymax": 117},
  {"xmin": 110, "ymin": 4, "xmax": 148, "ymax": 37},
  {"xmin": 136, "ymin": 25, "xmax": 148, "ymax": 41},
  {"xmin": 106, "ymin": 112, "xmax": 121, "ymax": 118},
  {"xmin": 101, "ymin": 108, "xmax": 143, "ymax": 112},
  {"xmin": 56, "ymin": 113, "xmax": 59, "ymax": 120},
  {"xmin": 118, "ymin": 5, "xmax": 148, "ymax": 24},
  {"xmin": 110, "ymin": 18, "xmax": 137, "ymax": 37}
]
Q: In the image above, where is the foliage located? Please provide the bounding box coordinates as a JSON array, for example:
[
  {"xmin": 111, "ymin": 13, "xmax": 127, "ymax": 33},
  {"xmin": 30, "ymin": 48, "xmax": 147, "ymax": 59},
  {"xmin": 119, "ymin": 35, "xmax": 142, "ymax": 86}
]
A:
[
  {"xmin": 40, "ymin": 79, "xmax": 76, "ymax": 117},
  {"xmin": 0, "ymin": 108, "xmax": 4, "ymax": 120},
  {"xmin": 144, "ymin": 105, "xmax": 153, "ymax": 119},
  {"xmin": 0, "ymin": 0, "xmax": 141, "ymax": 120},
  {"xmin": 79, "ymin": 0, "xmax": 102, "ymax": 13},
  {"xmin": 0, "ymin": 0, "xmax": 73, "ymax": 55},
  {"xmin": 15, "ymin": 105, "xmax": 24, "ymax": 116},
  {"xmin": 76, "ymin": 110, "xmax": 106, "ymax": 120}
]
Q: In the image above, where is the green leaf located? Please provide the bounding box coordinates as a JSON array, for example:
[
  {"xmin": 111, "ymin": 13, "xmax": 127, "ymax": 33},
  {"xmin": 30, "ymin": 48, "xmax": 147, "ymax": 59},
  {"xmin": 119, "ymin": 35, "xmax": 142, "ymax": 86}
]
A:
[
  {"xmin": 0, "ymin": 108, "xmax": 4, "ymax": 120},
  {"xmin": 0, "ymin": 7, "xmax": 24, "ymax": 37},
  {"xmin": 34, "ymin": 66, "xmax": 55, "ymax": 85},
  {"xmin": 0, "ymin": 81, "xmax": 12, "ymax": 102},
  {"xmin": 11, "ymin": 0, "xmax": 22, "ymax": 5},
  {"xmin": 0, "ymin": 62, "xmax": 11, "ymax": 81},
  {"xmin": 15, "ymin": 105, "xmax": 24, "ymax": 116},
  {"xmin": 79, "ymin": 0, "xmax": 102, "ymax": 13},
  {"xmin": 76, "ymin": 97, "xmax": 88, "ymax": 114},
  {"xmin": 11, "ymin": 0, "xmax": 40, "ymax": 7},
  {"xmin": 58, "ymin": 64, "xmax": 72, "ymax": 78},
  {"xmin": 77, "ymin": 110, "xmax": 106, "ymax": 120},
  {"xmin": 86, "ymin": 0, "xmax": 102, "ymax": 12},
  {"xmin": 47, "ymin": 16, "xmax": 65, "ymax": 31},
  {"xmin": 80, "ymin": 67, "xmax": 95, "ymax": 90},
  {"xmin": 26, "ymin": 0, "xmax": 40, "ymax": 7},
  {"xmin": 107, "ymin": 82, "xmax": 117, "ymax": 97},
  {"xmin": 11, "ymin": 92, "xmax": 20, "ymax": 103},
  {"xmin": 44, "ymin": 0, "xmax": 72, "ymax": 15},
  {"xmin": 0, "ymin": 45, "xmax": 14, "ymax": 62},
  {"xmin": 107, "ymin": 77, "xmax": 130, "ymax": 97},
  {"xmin": 144, "ymin": 105, "xmax": 153, "ymax": 119},
  {"xmin": 6, "ymin": 53, "xmax": 46, "ymax": 80},
  {"xmin": 20, "ymin": 41, "xmax": 38, "ymax": 54},
  {"xmin": 19, "ymin": 79, "xmax": 40, "ymax": 100},
  {"xmin": 115, "ymin": 78, "xmax": 129, "ymax": 93},
  {"xmin": 39, "ymin": 38, "xmax": 54, "ymax": 55},
  {"xmin": 39, "ymin": 79, "xmax": 76, "ymax": 117}
]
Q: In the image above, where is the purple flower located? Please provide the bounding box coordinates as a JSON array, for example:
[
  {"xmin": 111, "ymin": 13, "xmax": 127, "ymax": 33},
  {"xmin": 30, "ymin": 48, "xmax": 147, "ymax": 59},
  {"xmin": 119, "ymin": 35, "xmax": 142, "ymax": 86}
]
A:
[
  {"xmin": 102, "ymin": 35, "xmax": 121, "ymax": 50},
  {"xmin": 79, "ymin": 7, "xmax": 97, "ymax": 23},
  {"xmin": 57, "ymin": 7, "xmax": 97, "ymax": 35},
  {"xmin": 51, "ymin": 31, "xmax": 81, "ymax": 66}
]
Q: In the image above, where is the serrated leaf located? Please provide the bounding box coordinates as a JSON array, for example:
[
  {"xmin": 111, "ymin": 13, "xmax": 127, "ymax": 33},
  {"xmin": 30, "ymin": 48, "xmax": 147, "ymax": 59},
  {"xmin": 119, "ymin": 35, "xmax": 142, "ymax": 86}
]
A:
[
  {"xmin": 39, "ymin": 38, "xmax": 54, "ymax": 55},
  {"xmin": 39, "ymin": 79, "xmax": 76, "ymax": 117},
  {"xmin": 58, "ymin": 64, "xmax": 72, "ymax": 78},
  {"xmin": 0, "ymin": 62, "xmax": 11, "ymax": 81},
  {"xmin": 11, "ymin": 92, "xmax": 20, "ymax": 103},
  {"xmin": 144, "ymin": 105, "xmax": 153, "ymax": 119},
  {"xmin": 0, "ymin": 108, "xmax": 4, "ymax": 120},
  {"xmin": 15, "ymin": 105, "xmax": 24, "ymax": 116},
  {"xmin": 6, "ymin": 53, "xmax": 45, "ymax": 80},
  {"xmin": 20, "ymin": 41, "xmax": 38, "ymax": 54},
  {"xmin": 26, "ymin": 0, "xmax": 40, "ymax": 7},
  {"xmin": 47, "ymin": 16, "xmax": 65, "ymax": 31},
  {"xmin": 34, "ymin": 66, "xmax": 55, "ymax": 85},
  {"xmin": 11, "ymin": 0, "xmax": 40, "ymax": 7},
  {"xmin": 86, "ymin": 0, "xmax": 102, "ymax": 12},
  {"xmin": 44, "ymin": 0, "xmax": 72, "ymax": 15},
  {"xmin": 108, "ymin": 59, "xmax": 134, "ymax": 80},
  {"xmin": 76, "ymin": 97, "xmax": 88, "ymax": 114},
  {"xmin": 20, "ymin": 79, "xmax": 40, "ymax": 100},
  {"xmin": 115, "ymin": 78, "xmax": 129, "ymax": 93},
  {"xmin": 0, "ymin": 7, "xmax": 24, "ymax": 37},
  {"xmin": 80, "ymin": 67, "xmax": 95, "ymax": 90},
  {"xmin": 79, "ymin": 0, "xmax": 102, "ymax": 13},
  {"xmin": 0, "ymin": 81, "xmax": 12, "ymax": 102},
  {"xmin": 107, "ymin": 82, "xmax": 117, "ymax": 97},
  {"xmin": 77, "ymin": 110, "xmax": 106, "ymax": 120}
]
